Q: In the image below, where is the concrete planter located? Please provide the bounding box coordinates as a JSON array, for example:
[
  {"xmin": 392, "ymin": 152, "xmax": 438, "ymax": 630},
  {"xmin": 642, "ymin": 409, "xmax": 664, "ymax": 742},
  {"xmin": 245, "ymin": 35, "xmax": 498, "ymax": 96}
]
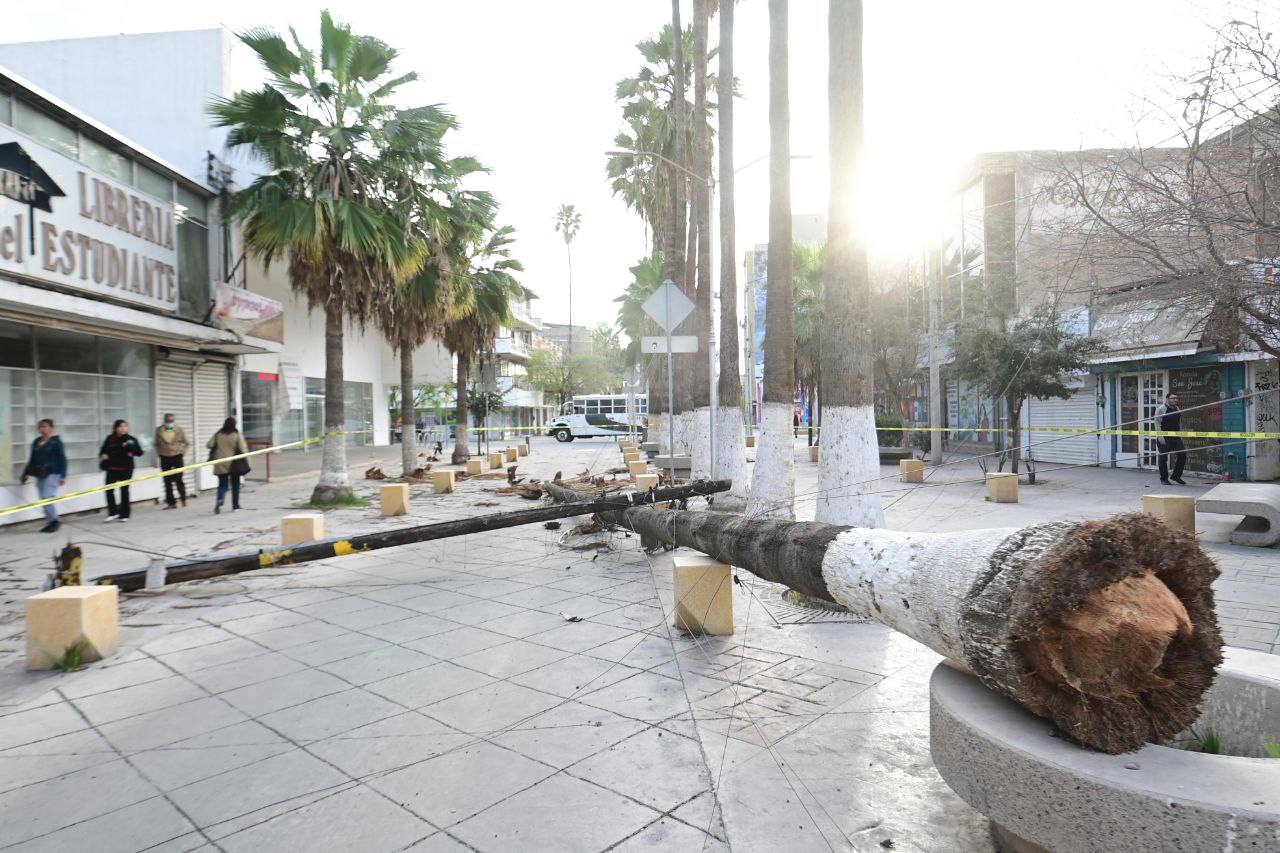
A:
[{"xmin": 930, "ymin": 648, "xmax": 1280, "ymax": 853}]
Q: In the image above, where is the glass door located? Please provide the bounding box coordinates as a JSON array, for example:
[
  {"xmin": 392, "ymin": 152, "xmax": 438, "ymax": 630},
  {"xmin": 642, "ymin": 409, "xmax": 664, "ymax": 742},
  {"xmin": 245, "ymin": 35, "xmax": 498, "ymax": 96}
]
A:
[
  {"xmin": 1117, "ymin": 374, "xmax": 1140, "ymax": 466},
  {"xmin": 1139, "ymin": 373, "xmax": 1168, "ymax": 467}
]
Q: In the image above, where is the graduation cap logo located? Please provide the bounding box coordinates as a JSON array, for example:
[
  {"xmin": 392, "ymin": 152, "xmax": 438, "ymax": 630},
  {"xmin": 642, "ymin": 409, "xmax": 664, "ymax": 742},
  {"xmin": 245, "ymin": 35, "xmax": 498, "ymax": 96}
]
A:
[{"xmin": 0, "ymin": 141, "xmax": 66, "ymax": 253}]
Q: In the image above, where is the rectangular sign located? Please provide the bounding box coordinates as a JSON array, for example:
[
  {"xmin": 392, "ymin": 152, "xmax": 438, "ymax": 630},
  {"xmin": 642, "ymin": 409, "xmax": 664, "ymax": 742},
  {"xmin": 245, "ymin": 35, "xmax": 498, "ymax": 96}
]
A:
[
  {"xmin": 642, "ymin": 335, "xmax": 699, "ymax": 354},
  {"xmin": 213, "ymin": 281, "xmax": 284, "ymax": 342},
  {"xmin": 0, "ymin": 126, "xmax": 180, "ymax": 313}
]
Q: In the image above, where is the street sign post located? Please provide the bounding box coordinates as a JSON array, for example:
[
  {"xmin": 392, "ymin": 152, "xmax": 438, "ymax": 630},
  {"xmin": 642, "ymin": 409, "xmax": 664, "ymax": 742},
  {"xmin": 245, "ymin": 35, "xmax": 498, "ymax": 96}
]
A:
[
  {"xmin": 642, "ymin": 335, "xmax": 699, "ymax": 354},
  {"xmin": 642, "ymin": 281, "xmax": 696, "ymax": 484}
]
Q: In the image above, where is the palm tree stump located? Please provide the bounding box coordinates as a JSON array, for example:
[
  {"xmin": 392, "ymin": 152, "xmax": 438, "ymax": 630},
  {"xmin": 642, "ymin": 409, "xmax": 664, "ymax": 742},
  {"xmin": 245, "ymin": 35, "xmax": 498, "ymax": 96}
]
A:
[{"xmin": 558, "ymin": 488, "xmax": 1222, "ymax": 755}]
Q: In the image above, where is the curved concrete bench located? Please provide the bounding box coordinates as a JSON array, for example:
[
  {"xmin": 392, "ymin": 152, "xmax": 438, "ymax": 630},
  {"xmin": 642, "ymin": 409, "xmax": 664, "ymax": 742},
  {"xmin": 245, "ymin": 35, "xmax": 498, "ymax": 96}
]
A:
[
  {"xmin": 930, "ymin": 649, "xmax": 1280, "ymax": 853},
  {"xmin": 1196, "ymin": 483, "xmax": 1280, "ymax": 546}
]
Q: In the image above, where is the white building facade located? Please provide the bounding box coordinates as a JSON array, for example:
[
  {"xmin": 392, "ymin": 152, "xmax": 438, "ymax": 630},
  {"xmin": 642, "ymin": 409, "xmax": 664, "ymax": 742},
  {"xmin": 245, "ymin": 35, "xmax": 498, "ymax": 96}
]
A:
[{"xmin": 0, "ymin": 28, "xmax": 453, "ymax": 506}]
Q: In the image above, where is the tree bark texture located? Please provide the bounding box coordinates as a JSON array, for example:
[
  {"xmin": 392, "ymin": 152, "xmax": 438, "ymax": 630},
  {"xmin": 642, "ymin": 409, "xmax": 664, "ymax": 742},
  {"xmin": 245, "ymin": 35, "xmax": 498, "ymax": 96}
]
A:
[
  {"xmin": 312, "ymin": 301, "xmax": 353, "ymax": 504},
  {"xmin": 451, "ymin": 349, "xmax": 471, "ymax": 465},
  {"xmin": 748, "ymin": 0, "xmax": 795, "ymax": 520},
  {"xmin": 400, "ymin": 334, "xmax": 418, "ymax": 477},
  {"xmin": 589, "ymin": 503, "xmax": 1222, "ymax": 755},
  {"xmin": 815, "ymin": 0, "xmax": 882, "ymax": 527},
  {"xmin": 691, "ymin": 0, "xmax": 712, "ymax": 412},
  {"xmin": 667, "ymin": 0, "xmax": 694, "ymax": 418}
]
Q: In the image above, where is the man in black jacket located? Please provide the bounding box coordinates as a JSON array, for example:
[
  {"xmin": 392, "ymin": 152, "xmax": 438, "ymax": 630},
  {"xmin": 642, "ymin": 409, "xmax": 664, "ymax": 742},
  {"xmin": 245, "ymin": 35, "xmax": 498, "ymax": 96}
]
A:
[{"xmin": 1154, "ymin": 392, "xmax": 1187, "ymax": 485}]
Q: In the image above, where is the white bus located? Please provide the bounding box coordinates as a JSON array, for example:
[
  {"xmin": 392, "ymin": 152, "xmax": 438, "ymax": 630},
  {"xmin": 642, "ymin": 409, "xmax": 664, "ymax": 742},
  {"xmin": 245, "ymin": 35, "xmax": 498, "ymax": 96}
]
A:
[{"xmin": 547, "ymin": 393, "xmax": 648, "ymax": 442}]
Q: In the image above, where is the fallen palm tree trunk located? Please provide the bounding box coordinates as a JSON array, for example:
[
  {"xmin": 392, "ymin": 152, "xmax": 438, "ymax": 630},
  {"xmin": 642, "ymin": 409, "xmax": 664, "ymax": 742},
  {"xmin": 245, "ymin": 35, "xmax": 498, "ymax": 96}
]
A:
[
  {"xmin": 549, "ymin": 484, "xmax": 1222, "ymax": 754},
  {"xmin": 89, "ymin": 480, "xmax": 730, "ymax": 593}
]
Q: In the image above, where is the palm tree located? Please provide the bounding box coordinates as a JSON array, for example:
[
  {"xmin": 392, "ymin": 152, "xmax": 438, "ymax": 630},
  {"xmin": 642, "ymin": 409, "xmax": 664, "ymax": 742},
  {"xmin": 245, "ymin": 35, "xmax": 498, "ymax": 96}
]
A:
[
  {"xmin": 714, "ymin": 0, "xmax": 749, "ymax": 508},
  {"xmin": 553, "ymin": 204, "xmax": 582, "ymax": 356},
  {"xmin": 383, "ymin": 170, "xmax": 494, "ymax": 476},
  {"xmin": 792, "ymin": 243, "xmax": 823, "ymax": 444},
  {"xmin": 212, "ymin": 12, "xmax": 445, "ymax": 504},
  {"xmin": 689, "ymin": 0, "xmax": 714, "ymax": 478},
  {"xmin": 443, "ymin": 225, "xmax": 525, "ymax": 464},
  {"xmin": 816, "ymin": 0, "xmax": 884, "ymax": 526},
  {"xmin": 747, "ymin": 0, "xmax": 796, "ymax": 519}
]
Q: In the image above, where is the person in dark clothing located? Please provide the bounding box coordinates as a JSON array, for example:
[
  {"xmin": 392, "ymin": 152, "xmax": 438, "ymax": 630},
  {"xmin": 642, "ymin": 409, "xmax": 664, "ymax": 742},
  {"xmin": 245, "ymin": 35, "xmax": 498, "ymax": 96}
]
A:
[
  {"xmin": 22, "ymin": 418, "xmax": 67, "ymax": 533},
  {"xmin": 99, "ymin": 419, "xmax": 143, "ymax": 522},
  {"xmin": 1155, "ymin": 392, "xmax": 1187, "ymax": 485}
]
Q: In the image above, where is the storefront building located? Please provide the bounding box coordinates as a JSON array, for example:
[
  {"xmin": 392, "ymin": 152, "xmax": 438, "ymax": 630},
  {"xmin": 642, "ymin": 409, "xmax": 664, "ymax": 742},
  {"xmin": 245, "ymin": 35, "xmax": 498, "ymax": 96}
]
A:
[{"xmin": 0, "ymin": 68, "xmax": 279, "ymax": 524}]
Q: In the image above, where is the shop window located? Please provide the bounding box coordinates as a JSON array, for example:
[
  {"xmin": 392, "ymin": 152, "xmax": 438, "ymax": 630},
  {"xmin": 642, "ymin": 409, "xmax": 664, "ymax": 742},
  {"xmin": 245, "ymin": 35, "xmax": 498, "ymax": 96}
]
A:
[
  {"xmin": 80, "ymin": 136, "xmax": 132, "ymax": 185},
  {"xmin": 177, "ymin": 218, "xmax": 211, "ymax": 321},
  {"xmin": 0, "ymin": 95, "xmax": 10, "ymax": 126},
  {"xmin": 2, "ymin": 327, "xmax": 152, "ymax": 481},
  {"xmin": 13, "ymin": 100, "xmax": 77, "ymax": 159}
]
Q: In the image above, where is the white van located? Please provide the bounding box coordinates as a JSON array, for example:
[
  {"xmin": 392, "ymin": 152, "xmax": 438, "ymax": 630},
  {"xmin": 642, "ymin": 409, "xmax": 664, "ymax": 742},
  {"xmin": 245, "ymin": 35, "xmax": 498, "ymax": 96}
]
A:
[{"xmin": 547, "ymin": 394, "xmax": 648, "ymax": 442}]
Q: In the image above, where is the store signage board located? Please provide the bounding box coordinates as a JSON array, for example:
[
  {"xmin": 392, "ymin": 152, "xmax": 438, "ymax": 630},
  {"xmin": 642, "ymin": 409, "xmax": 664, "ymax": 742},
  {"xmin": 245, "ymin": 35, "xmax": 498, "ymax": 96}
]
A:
[
  {"xmin": 214, "ymin": 281, "xmax": 284, "ymax": 343},
  {"xmin": 0, "ymin": 126, "xmax": 180, "ymax": 313}
]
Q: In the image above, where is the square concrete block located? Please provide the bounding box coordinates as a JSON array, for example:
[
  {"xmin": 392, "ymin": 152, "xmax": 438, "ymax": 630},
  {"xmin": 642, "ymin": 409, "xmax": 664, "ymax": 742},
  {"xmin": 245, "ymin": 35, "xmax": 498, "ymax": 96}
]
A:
[
  {"xmin": 26, "ymin": 585, "xmax": 118, "ymax": 670},
  {"xmin": 809, "ymin": 445, "xmax": 819, "ymax": 462},
  {"xmin": 282, "ymin": 513, "xmax": 324, "ymax": 545},
  {"xmin": 623, "ymin": 450, "xmax": 641, "ymax": 462},
  {"xmin": 673, "ymin": 555, "xmax": 733, "ymax": 636},
  {"xmin": 627, "ymin": 460, "xmax": 648, "ymax": 477},
  {"xmin": 431, "ymin": 470, "xmax": 455, "ymax": 495},
  {"xmin": 505, "ymin": 447, "xmax": 518, "ymax": 463},
  {"xmin": 746, "ymin": 435, "xmax": 756, "ymax": 448},
  {"xmin": 517, "ymin": 444, "xmax": 529, "ymax": 457},
  {"xmin": 986, "ymin": 472, "xmax": 1019, "ymax": 503},
  {"xmin": 1144, "ymin": 493, "xmax": 1195, "ymax": 532},
  {"xmin": 635, "ymin": 473, "xmax": 659, "ymax": 490},
  {"xmin": 380, "ymin": 483, "xmax": 410, "ymax": 516},
  {"xmin": 489, "ymin": 451, "xmax": 504, "ymax": 470},
  {"xmin": 900, "ymin": 459, "xmax": 925, "ymax": 483},
  {"xmin": 466, "ymin": 458, "xmax": 483, "ymax": 475}
]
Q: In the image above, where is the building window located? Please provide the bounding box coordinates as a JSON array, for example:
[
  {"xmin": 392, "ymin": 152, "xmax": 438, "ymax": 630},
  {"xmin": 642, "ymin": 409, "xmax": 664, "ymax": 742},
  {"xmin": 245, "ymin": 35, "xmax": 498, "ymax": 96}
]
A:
[
  {"xmin": 79, "ymin": 136, "xmax": 132, "ymax": 184},
  {"xmin": 1, "ymin": 322, "xmax": 152, "ymax": 482},
  {"xmin": 13, "ymin": 100, "xmax": 78, "ymax": 159},
  {"xmin": 176, "ymin": 189, "xmax": 211, "ymax": 322},
  {"xmin": 240, "ymin": 372, "xmax": 303, "ymax": 453},
  {"xmin": 296, "ymin": 377, "xmax": 374, "ymax": 448},
  {"xmin": 135, "ymin": 165, "xmax": 173, "ymax": 201}
]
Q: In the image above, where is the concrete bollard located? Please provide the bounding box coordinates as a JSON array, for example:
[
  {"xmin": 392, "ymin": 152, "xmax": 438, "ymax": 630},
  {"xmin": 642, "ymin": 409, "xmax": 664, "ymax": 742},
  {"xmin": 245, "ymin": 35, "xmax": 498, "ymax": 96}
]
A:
[
  {"xmin": 986, "ymin": 472, "xmax": 1019, "ymax": 503},
  {"xmin": 517, "ymin": 444, "xmax": 529, "ymax": 457},
  {"xmin": 282, "ymin": 513, "xmax": 325, "ymax": 545},
  {"xmin": 505, "ymin": 447, "xmax": 518, "ymax": 463},
  {"xmin": 380, "ymin": 483, "xmax": 410, "ymax": 516},
  {"xmin": 900, "ymin": 458, "xmax": 925, "ymax": 483},
  {"xmin": 26, "ymin": 585, "xmax": 119, "ymax": 670},
  {"xmin": 466, "ymin": 458, "xmax": 483, "ymax": 475},
  {"xmin": 489, "ymin": 451, "xmax": 504, "ymax": 470},
  {"xmin": 809, "ymin": 445, "xmax": 819, "ymax": 462},
  {"xmin": 627, "ymin": 460, "xmax": 648, "ymax": 477},
  {"xmin": 431, "ymin": 470, "xmax": 455, "ymax": 494},
  {"xmin": 635, "ymin": 472, "xmax": 659, "ymax": 491},
  {"xmin": 673, "ymin": 555, "xmax": 734, "ymax": 636},
  {"xmin": 1143, "ymin": 494, "xmax": 1195, "ymax": 533},
  {"xmin": 746, "ymin": 435, "xmax": 756, "ymax": 448}
]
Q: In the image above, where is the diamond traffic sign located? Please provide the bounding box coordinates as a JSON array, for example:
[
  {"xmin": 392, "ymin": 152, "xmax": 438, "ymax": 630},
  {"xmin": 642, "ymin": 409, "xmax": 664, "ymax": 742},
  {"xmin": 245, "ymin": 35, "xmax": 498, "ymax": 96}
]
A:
[{"xmin": 641, "ymin": 281, "xmax": 696, "ymax": 333}]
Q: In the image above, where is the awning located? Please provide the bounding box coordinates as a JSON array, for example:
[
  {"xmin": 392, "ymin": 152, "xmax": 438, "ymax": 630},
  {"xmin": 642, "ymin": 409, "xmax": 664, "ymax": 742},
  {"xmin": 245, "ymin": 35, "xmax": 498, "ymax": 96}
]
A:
[
  {"xmin": 0, "ymin": 276, "xmax": 280, "ymax": 355},
  {"xmin": 1088, "ymin": 282, "xmax": 1209, "ymax": 364}
]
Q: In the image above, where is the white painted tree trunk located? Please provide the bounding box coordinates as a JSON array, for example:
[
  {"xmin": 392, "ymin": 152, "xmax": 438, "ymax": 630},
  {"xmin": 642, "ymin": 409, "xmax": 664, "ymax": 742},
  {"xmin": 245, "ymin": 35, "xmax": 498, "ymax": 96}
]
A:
[
  {"xmin": 747, "ymin": 401, "xmax": 794, "ymax": 519},
  {"xmin": 820, "ymin": 526, "xmax": 1014, "ymax": 653},
  {"xmin": 713, "ymin": 405, "xmax": 749, "ymax": 510},
  {"xmin": 650, "ymin": 413, "xmax": 669, "ymax": 454},
  {"xmin": 674, "ymin": 410, "xmax": 695, "ymax": 455},
  {"xmin": 315, "ymin": 433, "xmax": 350, "ymax": 495},
  {"xmin": 814, "ymin": 404, "xmax": 884, "ymax": 527},
  {"xmin": 690, "ymin": 406, "xmax": 712, "ymax": 479}
]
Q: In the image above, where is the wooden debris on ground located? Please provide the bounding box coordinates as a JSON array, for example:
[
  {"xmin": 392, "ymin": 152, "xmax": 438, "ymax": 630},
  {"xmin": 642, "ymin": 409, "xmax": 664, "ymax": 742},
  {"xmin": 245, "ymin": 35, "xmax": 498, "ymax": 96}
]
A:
[{"xmin": 365, "ymin": 466, "xmax": 387, "ymax": 479}]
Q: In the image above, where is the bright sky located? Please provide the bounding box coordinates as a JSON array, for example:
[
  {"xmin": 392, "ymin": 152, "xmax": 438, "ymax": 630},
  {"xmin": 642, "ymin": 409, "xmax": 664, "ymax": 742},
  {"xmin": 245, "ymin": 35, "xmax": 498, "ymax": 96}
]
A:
[{"xmin": 6, "ymin": 0, "xmax": 1277, "ymax": 330}]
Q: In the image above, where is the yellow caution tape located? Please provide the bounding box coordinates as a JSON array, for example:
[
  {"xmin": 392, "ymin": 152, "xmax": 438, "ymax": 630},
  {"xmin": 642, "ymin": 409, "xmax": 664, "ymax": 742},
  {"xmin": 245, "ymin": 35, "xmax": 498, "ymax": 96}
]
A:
[{"xmin": 1, "ymin": 429, "xmax": 369, "ymax": 518}]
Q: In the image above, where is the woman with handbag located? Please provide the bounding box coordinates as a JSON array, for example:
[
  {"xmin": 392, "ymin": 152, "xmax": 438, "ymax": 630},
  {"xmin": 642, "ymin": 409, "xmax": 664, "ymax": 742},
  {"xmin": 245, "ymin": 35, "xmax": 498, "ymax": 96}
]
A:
[
  {"xmin": 99, "ymin": 419, "xmax": 143, "ymax": 522},
  {"xmin": 207, "ymin": 417, "xmax": 250, "ymax": 514},
  {"xmin": 22, "ymin": 418, "xmax": 67, "ymax": 533}
]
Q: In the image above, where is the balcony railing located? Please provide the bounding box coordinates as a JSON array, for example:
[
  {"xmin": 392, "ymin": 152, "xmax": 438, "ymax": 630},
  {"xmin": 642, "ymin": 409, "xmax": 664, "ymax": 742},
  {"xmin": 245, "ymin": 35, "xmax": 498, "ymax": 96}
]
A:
[{"xmin": 494, "ymin": 337, "xmax": 530, "ymax": 359}]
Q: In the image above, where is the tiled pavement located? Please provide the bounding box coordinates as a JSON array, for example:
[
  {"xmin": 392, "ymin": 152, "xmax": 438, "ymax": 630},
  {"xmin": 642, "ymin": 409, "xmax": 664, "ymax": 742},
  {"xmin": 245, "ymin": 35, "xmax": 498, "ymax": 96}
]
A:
[{"xmin": 3, "ymin": 437, "xmax": 1280, "ymax": 851}]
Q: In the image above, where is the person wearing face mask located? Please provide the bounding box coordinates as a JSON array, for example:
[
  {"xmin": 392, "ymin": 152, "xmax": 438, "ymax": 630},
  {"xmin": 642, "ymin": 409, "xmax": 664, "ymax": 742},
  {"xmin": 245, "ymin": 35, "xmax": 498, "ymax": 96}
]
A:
[
  {"xmin": 154, "ymin": 413, "xmax": 191, "ymax": 509},
  {"xmin": 100, "ymin": 419, "xmax": 143, "ymax": 522}
]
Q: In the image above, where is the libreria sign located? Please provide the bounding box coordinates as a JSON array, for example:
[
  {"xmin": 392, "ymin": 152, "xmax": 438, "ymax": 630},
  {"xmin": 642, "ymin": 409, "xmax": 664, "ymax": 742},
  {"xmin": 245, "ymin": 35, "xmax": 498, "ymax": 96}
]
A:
[{"xmin": 0, "ymin": 126, "xmax": 179, "ymax": 313}]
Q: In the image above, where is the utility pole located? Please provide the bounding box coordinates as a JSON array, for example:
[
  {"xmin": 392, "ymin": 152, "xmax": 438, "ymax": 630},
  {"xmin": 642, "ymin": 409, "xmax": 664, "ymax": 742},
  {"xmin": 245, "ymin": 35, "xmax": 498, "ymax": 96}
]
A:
[{"xmin": 929, "ymin": 241, "xmax": 943, "ymax": 465}]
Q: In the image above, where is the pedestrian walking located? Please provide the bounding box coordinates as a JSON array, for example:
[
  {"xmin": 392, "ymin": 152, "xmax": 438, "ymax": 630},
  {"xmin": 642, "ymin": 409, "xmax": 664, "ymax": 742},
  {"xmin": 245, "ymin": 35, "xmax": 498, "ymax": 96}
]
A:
[
  {"xmin": 100, "ymin": 419, "xmax": 143, "ymax": 522},
  {"xmin": 22, "ymin": 418, "xmax": 67, "ymax": 533},
  {"xmin": 154, "ymin": 413, "xmax": 190, "ymax": 509},
  {"xmin": 207, "ymin": 417, "xmax": 250, "ymax": 514},
  {"xmin": 1155, "ymin": 392, "xmax": 1188, "ymax": 485}
]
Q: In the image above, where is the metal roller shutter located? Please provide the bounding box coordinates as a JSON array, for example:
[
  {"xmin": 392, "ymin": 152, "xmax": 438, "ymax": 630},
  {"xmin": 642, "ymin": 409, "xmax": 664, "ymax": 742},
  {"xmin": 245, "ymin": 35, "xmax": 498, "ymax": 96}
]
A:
[
  {"xmin": 154, "ymin": 359, "xmax": 196, "ymax": 494},
  {"xmin": 194, "ymin": 362, "xmax": 232, "ymax": 491},
  {"xmin": 1025, "ymin": 387, "xmax": 1098, "ymax": 466}
]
